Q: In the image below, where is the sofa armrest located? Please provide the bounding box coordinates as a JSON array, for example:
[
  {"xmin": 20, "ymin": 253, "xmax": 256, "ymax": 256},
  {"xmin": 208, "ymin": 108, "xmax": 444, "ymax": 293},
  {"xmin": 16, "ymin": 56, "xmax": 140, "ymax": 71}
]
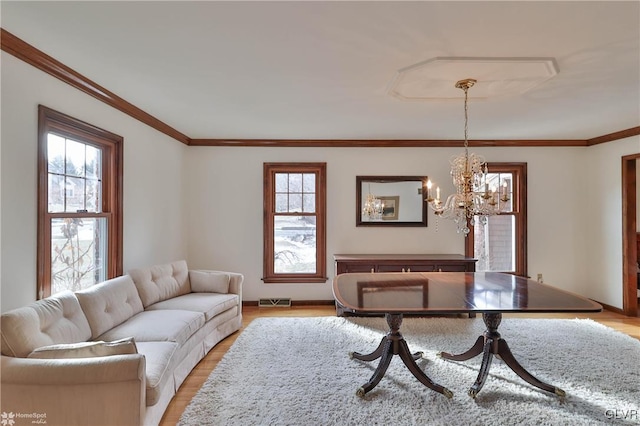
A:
[
  {"xmin": 226, "ymin": 272, "xmax": 243, "ymax": 297},
  {"xmin": 1, "ymin": 354, "xmax": 145, "ymax": 425},
  {"xmin": 227, "ymin": 272, "xmax": 243, "ymax": 315}
]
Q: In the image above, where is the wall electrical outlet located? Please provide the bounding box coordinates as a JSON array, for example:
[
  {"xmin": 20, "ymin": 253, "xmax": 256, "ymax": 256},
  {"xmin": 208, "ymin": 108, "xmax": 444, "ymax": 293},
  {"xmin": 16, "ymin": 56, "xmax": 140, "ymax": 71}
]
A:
[{"xmin": 537, "ymin": 273, "xmax": 543, "ymax": 283}]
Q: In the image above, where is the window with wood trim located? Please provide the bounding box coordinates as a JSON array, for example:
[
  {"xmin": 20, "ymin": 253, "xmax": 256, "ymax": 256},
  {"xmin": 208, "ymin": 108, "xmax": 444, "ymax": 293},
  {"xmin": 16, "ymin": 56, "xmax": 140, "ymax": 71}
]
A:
[
  {"xmin": 465, "ymin": 163, "xmax": 527, "ymax": 277},
  {"xmin": 263, "ymin": 163, "xmax": 327, "ymax": 283},
  {"xmin": 37, "ymin": 105, "xmax": 123, "ymax": 298}
]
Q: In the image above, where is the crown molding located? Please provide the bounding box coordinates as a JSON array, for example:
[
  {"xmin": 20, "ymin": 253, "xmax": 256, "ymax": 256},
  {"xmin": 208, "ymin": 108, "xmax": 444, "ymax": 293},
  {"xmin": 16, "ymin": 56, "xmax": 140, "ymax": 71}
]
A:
[
  {"xmin": 189, "ymin": 139, "xmax": 588, "ymax": 147},
  {"xmin": 2, "ymin": 28, "xmax": 638, "ymax": 149},
  {"xmin": 587, "ymin": 127, "xmax": 640, "ymax": 146},
  {"xmin": 0, "ymin": 28, "xmax": 191, "ymax": 145}
]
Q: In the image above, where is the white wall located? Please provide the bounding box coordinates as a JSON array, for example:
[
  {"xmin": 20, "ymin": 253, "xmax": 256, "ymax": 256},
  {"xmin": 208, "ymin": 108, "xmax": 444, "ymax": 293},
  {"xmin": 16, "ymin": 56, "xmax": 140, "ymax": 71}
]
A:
[
  {"xmin": 2, "ymin": 49, "xmax": 637, "ymax": 311},
  {"xmin": 1, "ymin": 53, "xmax": 189, "ymax": 312},
  {"xmin": 185, "ymin": 145, "xmax": 595, "ymax": 302},
  {"xmin": 185, "ymin": 147, "xmax": 459, "ymax": 302},
  {"xmin": 585, "ymin": 136, "xmax": 640, "ymax": 308}
]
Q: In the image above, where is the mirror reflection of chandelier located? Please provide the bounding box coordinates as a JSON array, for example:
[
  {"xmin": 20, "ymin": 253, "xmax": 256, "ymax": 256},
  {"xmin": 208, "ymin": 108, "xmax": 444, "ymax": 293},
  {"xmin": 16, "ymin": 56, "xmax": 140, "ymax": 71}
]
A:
[
  {"xmin": 362, "ymin": 186, "xmax": 384, "ymax": 220},
  {"xmin": 426, "ymin": 78, "xmax": 509, "ymax": 235}
]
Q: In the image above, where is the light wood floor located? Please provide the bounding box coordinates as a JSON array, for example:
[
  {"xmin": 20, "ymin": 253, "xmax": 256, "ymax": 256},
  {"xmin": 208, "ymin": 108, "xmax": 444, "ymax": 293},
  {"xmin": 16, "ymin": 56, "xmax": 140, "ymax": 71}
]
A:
[{"xmin": 159, "ymin": 305, "xmax": 640, "ymax": 425}]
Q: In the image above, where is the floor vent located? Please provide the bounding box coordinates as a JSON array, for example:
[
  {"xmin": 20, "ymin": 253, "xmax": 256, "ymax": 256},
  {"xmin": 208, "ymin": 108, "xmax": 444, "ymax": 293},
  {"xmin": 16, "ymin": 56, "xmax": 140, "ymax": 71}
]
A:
[{"xmin": 258, "ymin": 298, "xmax": 292, "ymax": 308}]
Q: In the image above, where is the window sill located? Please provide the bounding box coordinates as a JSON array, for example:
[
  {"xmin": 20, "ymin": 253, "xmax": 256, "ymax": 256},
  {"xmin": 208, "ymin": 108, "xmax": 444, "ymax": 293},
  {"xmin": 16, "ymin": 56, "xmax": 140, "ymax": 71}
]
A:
[{"xmin": 262, "ymin": 276, "xmax": 329, "ymax": 284}]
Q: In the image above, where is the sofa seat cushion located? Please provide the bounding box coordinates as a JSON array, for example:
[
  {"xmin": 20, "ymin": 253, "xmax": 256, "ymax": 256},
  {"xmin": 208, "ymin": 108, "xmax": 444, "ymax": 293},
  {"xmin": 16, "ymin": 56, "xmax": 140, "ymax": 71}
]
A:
[
  {"xmin": 146, "ymin": 293, "xmax": 239, "ymax": 322},
  {"xmin": 27, "ymin": 337, "xmax": 138, "ymax": 359},
  {"xmin": 136, "ymin": 341, "xmax": 179, "ymax": 406},
  {"xmin": 97, "ymin": 310, "xmax": 204, "ymax": 346},
  {"xmin": 1, "ymin": 291, "xmax": 92, "ymax": 358}
]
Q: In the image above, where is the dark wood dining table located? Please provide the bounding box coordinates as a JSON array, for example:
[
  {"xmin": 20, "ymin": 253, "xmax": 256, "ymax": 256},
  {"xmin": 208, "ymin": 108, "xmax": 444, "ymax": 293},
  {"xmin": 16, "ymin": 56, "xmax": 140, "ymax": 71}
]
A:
[{"xmin": 332, "ymin": 271, "xmax": 602, "ymax": 398}]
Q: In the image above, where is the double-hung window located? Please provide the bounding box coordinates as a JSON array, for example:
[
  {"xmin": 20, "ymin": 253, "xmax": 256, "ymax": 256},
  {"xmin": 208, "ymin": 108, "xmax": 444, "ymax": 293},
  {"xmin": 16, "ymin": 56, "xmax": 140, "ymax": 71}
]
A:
[
  {"xmin": 37, "ymin": 106, "xmax": 123, "ymax": 298},
  {"xmin": 466, "ymin": 163, "xmax": 527, "ymax": 277},
  {"xmin": 263, "ymin": 163, "xmax": 327, "ymax": 283}
]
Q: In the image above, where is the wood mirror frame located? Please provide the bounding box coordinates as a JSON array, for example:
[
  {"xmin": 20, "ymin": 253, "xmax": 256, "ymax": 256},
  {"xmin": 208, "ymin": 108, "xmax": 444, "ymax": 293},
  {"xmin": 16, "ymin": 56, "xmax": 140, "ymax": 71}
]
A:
[{"xmin": 356, "ymin": 176, "xmax": 428, "ymax": 227}]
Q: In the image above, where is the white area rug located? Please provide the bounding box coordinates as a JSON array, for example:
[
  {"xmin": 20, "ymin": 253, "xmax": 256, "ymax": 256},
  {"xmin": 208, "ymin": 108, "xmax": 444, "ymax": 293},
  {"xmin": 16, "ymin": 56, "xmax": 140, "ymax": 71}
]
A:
[{"xmin": 179, "ymin": 317, "xmax": 640, "ymax": 425}]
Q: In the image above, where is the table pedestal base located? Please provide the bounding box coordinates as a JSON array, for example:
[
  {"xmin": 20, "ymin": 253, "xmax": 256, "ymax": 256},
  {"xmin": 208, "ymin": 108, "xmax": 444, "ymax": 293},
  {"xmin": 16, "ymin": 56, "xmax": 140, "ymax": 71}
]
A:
[
  {"xmin": 438, "ymin": 312, "xmax": 566, "ymax": 398},
  {"xmin": 350, "ymin": 313, "xmax": 453, "ymax": 398}
]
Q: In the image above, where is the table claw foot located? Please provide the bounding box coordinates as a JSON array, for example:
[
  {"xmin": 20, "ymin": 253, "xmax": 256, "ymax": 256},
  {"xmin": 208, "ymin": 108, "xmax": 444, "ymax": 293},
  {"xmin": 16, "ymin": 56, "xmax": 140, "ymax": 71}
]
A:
[
  {"xmin": 356, "ymin": 387, "xmax": 365, "ymax": 397},
  {"xmin": 348, "ymin": 351, "xmax": 354, "ymax": 359},
  {"xmin": 412, "ymin": 351, "xmax": 425, "ymax": 360},
  {"xmin": 468, "ymin": 387, "xmax": 479, "ymax": 399},
  {"xmin": 436, "ymin": 351, "xmax": 443, "ymax": 358},
  {"xmin": 555, "ymin": 387, "xmax": 566, "ymax": 398},
  {"xmin": 443, "ymin": 388, "xmax": 454, "ymax": 399}
]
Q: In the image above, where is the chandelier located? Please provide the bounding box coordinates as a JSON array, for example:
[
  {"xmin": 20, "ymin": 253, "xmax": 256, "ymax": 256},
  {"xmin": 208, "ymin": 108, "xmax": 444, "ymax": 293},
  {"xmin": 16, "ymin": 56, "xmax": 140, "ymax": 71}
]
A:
[
  {"xmin": 426, "ymin": 78, "xmax": 509, "ymax": 235},
  {"xmin": 362, "ymin": 185, "xmax": 384, "ymax": 220}
]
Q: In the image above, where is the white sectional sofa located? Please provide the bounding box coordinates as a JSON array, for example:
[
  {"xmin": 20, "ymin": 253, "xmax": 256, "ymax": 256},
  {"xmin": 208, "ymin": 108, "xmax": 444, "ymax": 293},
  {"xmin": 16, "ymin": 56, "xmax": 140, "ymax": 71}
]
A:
[{"xmin": 0, "ymin": 260, "xmax": 243, "ymax": 426}]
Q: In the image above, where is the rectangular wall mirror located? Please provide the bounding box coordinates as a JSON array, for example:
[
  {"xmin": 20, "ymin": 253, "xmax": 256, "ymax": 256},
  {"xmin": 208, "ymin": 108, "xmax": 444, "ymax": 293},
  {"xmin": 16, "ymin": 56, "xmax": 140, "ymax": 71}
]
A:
[{"xmin": 356, "ymin": 176, "xmax": 428, "ymax": 227}]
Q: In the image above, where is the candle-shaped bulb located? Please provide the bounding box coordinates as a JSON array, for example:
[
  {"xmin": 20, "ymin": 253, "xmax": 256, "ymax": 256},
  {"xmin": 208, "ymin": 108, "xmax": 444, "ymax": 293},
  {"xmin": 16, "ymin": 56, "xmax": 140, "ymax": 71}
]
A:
[{"xmin": 436, "ymin": 186, "xmax": 441, "ymax": 201}]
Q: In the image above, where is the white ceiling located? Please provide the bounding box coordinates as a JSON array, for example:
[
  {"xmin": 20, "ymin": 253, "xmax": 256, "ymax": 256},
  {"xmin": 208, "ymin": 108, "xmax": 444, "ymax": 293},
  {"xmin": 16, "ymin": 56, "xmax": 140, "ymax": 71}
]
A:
[{"xmin": 2, "ymin": 1, "xmax": 639, "ymax": 141}]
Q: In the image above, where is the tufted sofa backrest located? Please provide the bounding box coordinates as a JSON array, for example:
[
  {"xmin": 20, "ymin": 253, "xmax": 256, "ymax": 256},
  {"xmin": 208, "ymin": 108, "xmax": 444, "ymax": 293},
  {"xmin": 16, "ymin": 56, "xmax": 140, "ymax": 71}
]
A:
[
  {"xmin": 75, "ymin": 275, "xmax": 145, "ymax": 339},
  {"xmin": 0, "ymin": 291, "xmax": 92, "ymax": 357},
  {"xmin": 128, "ymin": 260, "xmax": 191, "ymax": 308}
]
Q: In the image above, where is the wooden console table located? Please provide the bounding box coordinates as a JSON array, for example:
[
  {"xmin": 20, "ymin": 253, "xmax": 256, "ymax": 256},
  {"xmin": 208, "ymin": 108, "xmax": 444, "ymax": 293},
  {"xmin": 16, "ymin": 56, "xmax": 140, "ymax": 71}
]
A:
[
  {"xmin": 334, "ymin": 254, "xmax": 477, "ymax": 274},
  {"xmin": 334, "ymin": 254, "xmax": 477, "ymax": 316}
]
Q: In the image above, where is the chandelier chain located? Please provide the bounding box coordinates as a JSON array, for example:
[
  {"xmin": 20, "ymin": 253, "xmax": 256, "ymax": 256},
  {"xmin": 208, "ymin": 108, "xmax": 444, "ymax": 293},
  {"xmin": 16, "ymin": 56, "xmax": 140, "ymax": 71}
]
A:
[{"xmin": 463, "ymin": 84, "xmax": 469, "ymax": 150}]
